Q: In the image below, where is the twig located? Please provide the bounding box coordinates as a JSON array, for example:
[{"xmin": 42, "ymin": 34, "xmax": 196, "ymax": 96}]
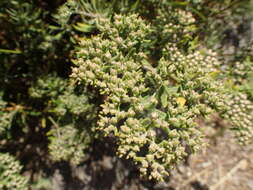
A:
[
  {"xmin": 210, "ymin": 0, "xmax": 244, "ymax": 18},
  {"xmin": 218, "ymin": 162, "xmax": 223, "ymax": 190},
  {"xmin": 0, "ymin": 104, "xmax": 31, "ymax": 111},
  {"xmin": 210, "ymin": 159, "xmax": 247, "ymax": 190}
]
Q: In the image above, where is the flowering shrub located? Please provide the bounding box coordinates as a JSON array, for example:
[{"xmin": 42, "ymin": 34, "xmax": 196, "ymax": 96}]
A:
[
  {"xmin": 0, "ymin": 0, "xmax": 252, "ymax": 188},
  {"xmin": 0, "ymin": 153, "xmax": 28, "ymax": 190},
  {"xmin": 224, "ymin": 93, "xmax": 253, "ymax": 144},
  {"xmin": 70, "ymin": 12, "xmax": 231, "ymax": 180}
]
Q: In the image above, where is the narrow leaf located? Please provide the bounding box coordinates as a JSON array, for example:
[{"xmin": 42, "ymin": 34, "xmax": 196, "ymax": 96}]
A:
[
  {"xmin": 73, "ymin": 22, "xmax": 94, "ymax": 33},
  {"xmin": 161, "ymin": 92, "xmax": 168, "ymax": 107},
  {"xmin": 0, "ymin": 48, "xmax": 22, "ymax": 54}
]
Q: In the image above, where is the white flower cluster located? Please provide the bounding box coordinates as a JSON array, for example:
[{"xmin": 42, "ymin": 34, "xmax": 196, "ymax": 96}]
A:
[
  {"xmin": 159, "ymin": 44, "xmax": 226, "ymax": 114},
  {"xmin": 155, "ymin": 7, "xmax": 197, "ymax": 43},
  {"xmin": 161, "ymin": 44, "xmax": 220, "ymax": 73},
  {"xmin": 230, "ymin": 60, "xmax": 253, "ymax": 83},
  {"xmin": 176, "ymin": 9, "xmax": 196, "ymax": 25},
  {"xmin": 48, "ymin": 125, "xmax": 91, "ymax": 165},
  {"xmin": 0, "ymin": 153, "xmax": 28, "ymax": 190},
  {"xmin": 224, "ymin": 93, "xmax": 253, "ymax": 144},
  {"xmin": 71, "ymin": 13, "xmax": 228, "ymax": 181}
]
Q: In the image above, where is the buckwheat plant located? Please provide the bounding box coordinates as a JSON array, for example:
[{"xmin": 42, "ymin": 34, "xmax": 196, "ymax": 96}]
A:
[
  {"xmin": 0, "ymin": 93, "xmax": 16, "ymax": 138},
  {"xmin": 48, "ymin": 124, "xmax": 91, "ymax": 165},
  {"xmin": 71, "ymin": 13, "xmax": 228, "ymax": 181},
  {"xmin": 229, "ymin": 59, "xmax": 253, "ymax": 84},
  {"xmin": 155, "ymin": 7, "xmax": 197, "ymax": 46},
  {"xmin": 0, "ymin": 153, "xmax": 28, "ymax": 190},
  {"xmin": 28, "ymin": 75, "xmax": 97, "ymax": 165},
  {"xmin": 224, "ymin": 93, "xmax": 253, "ymax": 145},
  {"xmin": 221, "ymin": 57, "xmax": 253, "ymax": 144}
]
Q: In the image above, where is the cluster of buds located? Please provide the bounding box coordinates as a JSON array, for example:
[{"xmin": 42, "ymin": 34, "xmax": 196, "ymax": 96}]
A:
[
  {"xmin": 71, "ymin": 13, "xmax": 230, "ymax": 181},
  {"xmin": 176, "ymin": 9, "xmax": 196, "ymax": 25},
  {"xmin": 224, "ymin": 93, "xmax": 253, "ymax": 144},
  {"xmin": 229, "ymin": 60, "xmax": 253, "ymax": 84},
  {"xmin": 0, "ymin": 153, "xmax": 28, "ymax": 190},
  {"xmin": 155, "ymin": 7, "xmax": 197, "ymax": 44},
  {"xmin": 161, "ymin": 44, "xmax": 221, "ymax": 73},
  {"xmin": 48, "ymin": 125, "xmax": 91, "ymax": 165}
]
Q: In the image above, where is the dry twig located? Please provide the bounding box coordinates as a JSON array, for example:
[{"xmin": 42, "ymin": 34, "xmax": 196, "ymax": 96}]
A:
[{"xmin": 210, "ymin": 159, "xmax": 247, "ymax": 190}]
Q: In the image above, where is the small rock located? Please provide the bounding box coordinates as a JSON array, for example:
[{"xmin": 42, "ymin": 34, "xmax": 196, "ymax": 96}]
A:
[{"xmin": 247, "ymin": 180, "xmax": 253, "ymax": 190}]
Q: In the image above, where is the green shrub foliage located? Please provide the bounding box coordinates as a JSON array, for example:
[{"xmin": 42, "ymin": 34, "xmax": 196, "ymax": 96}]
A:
[
  {"xmin": 0, "ymin": 0, "xmax": 253, "ymax": 187},
  {"xmin": 0, "ymin": 153, "xmax": 28, "ymax": 190}
]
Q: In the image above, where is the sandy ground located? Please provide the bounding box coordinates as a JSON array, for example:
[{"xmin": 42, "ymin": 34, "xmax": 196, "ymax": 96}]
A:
[{"xmin": 168, "ymin": 129, "xmax": 253, "ymax": 190}]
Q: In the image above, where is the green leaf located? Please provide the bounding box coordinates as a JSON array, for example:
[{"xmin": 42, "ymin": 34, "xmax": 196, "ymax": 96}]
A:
[
  {"xmin": 28, "ymin": 111, "xmax": 41, "ymax": 116},
  {"xmin": 208, "ymin": 70, "xmax": 220, "ymax": 79},
  {"xmin": 190, "ymin": 7, "xmax": 206, "ymax": 21},
  {"xmin": 141, "ymin": 118, "xmax": 152, "ymax": 126},
  {"xmin": 165, "ymin": 86, "xmax": 178, "ymax": 94},
  {"xmin": 41, "ymin": 117, "xmax": 46, "ymax": 128},
  {"xmin": 48, "ymin": 25, "xmax": 61, "ymax": 30},
  {"xmin": 154, "ymin": 109, "xmax": 167, "ymax": 120},
  {"xmin": 73, "ymin": 22, "xmax": 95, "ymax": 33},
  {"xmin": 167, "ymin": 1, "xmax": 189, "ymax": 6},
  {"xmin": 0, "ymin": 48, "xmax": 22, "ymax": 54},
  {"xmin": 161, "ymin": 91, "xmax": 168, "ymax": 107},
  {"xmin": 130, "ymin": 0, "xmax": 140, "ymax": 11},
  {"xmin": 224, "ymin": 79, "xmax": 235, "ymax": 89},
  {"xmin": 91, "ymin": 0, "xmax": 98, "ymax": 10},
  {"xmin": 189, "ymin": 36, "xmax": 199, "ymax": 50}
]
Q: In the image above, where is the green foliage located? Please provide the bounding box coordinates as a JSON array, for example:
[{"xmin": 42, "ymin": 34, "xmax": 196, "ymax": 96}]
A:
[
  {"xmin": 0, "ymin": 0, "xmax": 253, "ymax": 187},
  {"xmin": 0, "ymin": 94, "xmax": 16, "ymax": 138},
  {"xmin": 48, "ymin": 124, "xmax": 91, "ymax": 165},
  {"xmin": 0, "ymin": 153, "xmax": 28, "ymax": 190},
  {"xmin": 29, "ymin": 75, "xmax": 97, "ymax": 164},
  {"xmin": 29, "ymin": 75, "xmax": 67, "ymax": 99}
]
